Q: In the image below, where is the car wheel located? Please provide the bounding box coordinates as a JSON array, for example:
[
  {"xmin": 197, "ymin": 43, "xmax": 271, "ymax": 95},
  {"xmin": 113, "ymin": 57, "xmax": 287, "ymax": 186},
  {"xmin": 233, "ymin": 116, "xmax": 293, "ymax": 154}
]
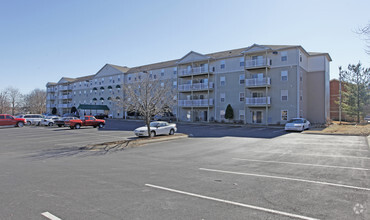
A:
[
  {"xmin": 17, "ymin": 122, "xmax": 24, "ymax": 128},
  {"xmin": 169, "ymin": 129, "xmax": 175, "ymax": 135},
  {"xmin": 57, "ymin": 124, "xmax": 62, "ymax": 127},
  {"xmin": 37, "ymin": 122, "xmax": 41, "ymax": 126},
  {"xmin": 70, "ymin": 126, "xmax": 74, "ymax": 129},
  {"xmin": 75, "ymin": 124, "xmax": 81, "ymax": 129},
  {"xmin": 48, "ymin": 122, "xmax": 53, "ymax": 126},
  {"xmin": 93, "ymin": 126, "xmax": 97, "ymax": 128},
  {"xmin": 98, "ymin": 123, "xmax": 104, "ymax": 128},
  {"xmin": 27, "ymin": 121, "xmax": 31, "ymax": 126},
  {"xmin": 150, "ymin": 131, "xmax": 156, "ymax": 137}
]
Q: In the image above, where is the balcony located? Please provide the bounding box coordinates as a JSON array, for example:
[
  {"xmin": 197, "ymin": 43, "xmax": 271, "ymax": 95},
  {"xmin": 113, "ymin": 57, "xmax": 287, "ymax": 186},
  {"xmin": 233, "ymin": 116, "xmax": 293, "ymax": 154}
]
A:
[
  {"xmin": 178, "ymin": 82, "xmax": 214, "ymax": 92},
  {"xmin": 58, "ymin": 95, "xmax": 73, "ymax": 99},
  {"xmin": 47, "ymin": 88, "xmax": 56, "ymax": 93},
  {"xmin": 178, "ymin": 99, "xmax": 214, "ymax": 107},
  {"xmin": 58, "ymin": 103, "xmax": 72, "ymax": 108},
  {"xmin": 245, "ymin": 77, "xmax": 271, "ymax": 88},
  {"xmin": 47, "ymin": 96, "xmax": 56, "ymax": 100},
  {"xmin": 246, "ymin": 97, "xmax": 271, "ymax": 107},
  {"xmin": 245, "ymin": 58, "xmax": 270, "ymax": 69},
  {"xmin": 178, "ymin": 66, "xmax": 209, "ymax": 77},
  {"xmin": 59, "ymin": 86, "xmax": 72, "ymax": 91}
]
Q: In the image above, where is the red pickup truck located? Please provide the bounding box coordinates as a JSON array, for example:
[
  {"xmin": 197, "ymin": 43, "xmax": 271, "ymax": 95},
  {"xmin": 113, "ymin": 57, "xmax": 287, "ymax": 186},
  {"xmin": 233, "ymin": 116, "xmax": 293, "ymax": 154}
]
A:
[
  {"xmin": 0, "ymin": 114, "xmax": 27, "ymax": 127},
  {"xmin": 65, "ymin": 116, "xmax": 105, "ymax": 129}
]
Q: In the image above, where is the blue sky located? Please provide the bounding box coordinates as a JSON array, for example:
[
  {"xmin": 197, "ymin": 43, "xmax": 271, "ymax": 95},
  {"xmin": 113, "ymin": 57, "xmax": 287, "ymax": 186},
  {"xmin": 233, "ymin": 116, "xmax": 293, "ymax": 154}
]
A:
[{"xmin": 0, "ymin": 0, "xmax": 369, "ymax": 94}]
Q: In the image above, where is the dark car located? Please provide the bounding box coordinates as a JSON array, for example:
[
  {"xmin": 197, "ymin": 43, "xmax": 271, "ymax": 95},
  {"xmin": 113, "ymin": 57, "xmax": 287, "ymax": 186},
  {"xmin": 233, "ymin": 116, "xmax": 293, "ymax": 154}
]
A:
[
  {"xmin": 153, "ymin": 112, "xmax": 177, "ymax": 123},
  {"xmin": 54, "ymin": 117, "xmax": 79, "ymax": 127},
  {"xmin": 94, "ymin": 113, "xmax": 108, "ymax": 119}
]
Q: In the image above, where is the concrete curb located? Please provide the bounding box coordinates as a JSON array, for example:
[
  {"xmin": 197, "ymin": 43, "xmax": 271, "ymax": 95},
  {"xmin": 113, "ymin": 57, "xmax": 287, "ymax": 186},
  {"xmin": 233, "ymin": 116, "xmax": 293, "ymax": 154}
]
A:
[
  {"xmin": 367, "ymin": 136, "xmax": 370, "ymax": 149},
  {"xmin": 302, "ymin": 131, "xmax": 368, "ymax": 137}
]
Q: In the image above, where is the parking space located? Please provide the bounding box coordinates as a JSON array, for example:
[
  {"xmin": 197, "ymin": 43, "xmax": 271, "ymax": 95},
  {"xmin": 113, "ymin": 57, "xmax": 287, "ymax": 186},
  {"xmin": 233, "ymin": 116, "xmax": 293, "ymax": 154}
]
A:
[{"xmin": 0, "ymin": 122, "xmax": 369, "ymax": 219}]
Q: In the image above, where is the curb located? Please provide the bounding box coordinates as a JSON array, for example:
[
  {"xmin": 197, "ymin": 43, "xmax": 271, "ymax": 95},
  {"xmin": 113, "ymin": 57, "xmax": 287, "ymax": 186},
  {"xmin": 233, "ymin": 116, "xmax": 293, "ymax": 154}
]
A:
[{"xmin": 302, "ymin": 131, "xmax": 368, "ymax": 137}]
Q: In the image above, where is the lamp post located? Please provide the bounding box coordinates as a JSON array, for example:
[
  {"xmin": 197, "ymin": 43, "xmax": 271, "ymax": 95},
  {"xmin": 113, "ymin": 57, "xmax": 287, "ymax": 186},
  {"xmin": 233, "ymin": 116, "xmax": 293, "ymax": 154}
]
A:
[{"xmin": 339, "ymin": 66, "xmax": 342, "ymax": 125}]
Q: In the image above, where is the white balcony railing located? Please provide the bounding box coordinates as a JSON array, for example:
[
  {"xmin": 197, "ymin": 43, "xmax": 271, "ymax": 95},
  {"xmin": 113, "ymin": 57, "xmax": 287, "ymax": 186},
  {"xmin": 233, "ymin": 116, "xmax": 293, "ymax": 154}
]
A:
[
  {"xmin": 246, "ymin": 97, "xmax": 271, "ymax": 105},
  {"xmin": 47, "ymin": 96, "xmax": 56, "ymax": 100},
  {"xmin": 47, "ymin": 88, "xmax": 56, "ymax": 92},
  {"xmin": 58, "ymin": 103, "xmax": 73, "ymax": 108},
  {"xmin": 178, "ymin": 82, "xmax": 214, "ymax": 91},
  {"xmin": 245, "ymin": 77, "xmax": 271, "ymax": 87},
  {"xmin": 59, "ymin": 86, "xmax": 72, "ymax": 91},
  {"xmin": 178, "ymin": 66, "xmax": 208, "ymax": 77},
  {"xmin": 245, "ymin": 58, "xmax": 270, "ymax": 68},
  {"xmin": 178, "ymin": 99, "xmax": 214, "ymax": 107}
]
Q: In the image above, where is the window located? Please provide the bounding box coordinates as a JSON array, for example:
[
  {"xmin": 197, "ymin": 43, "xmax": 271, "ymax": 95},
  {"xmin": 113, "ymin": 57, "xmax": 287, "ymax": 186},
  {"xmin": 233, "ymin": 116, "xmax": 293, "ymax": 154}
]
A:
[
  {"xmin": 173, "ymin": 81, "xmax": 177, "ymax": 88},
  {"xmin": 161, "ymin": 69, "xmax": 164, "ymax": 76},
  {"xmin": 128, "ymin": 76, "xmax": 131, "ymax": 81},
  {"xmin": 160, "ymin": 82, "xmax": 164, "ymax": 87},
  {"xmin": 239, "ymin": 75, "xmax": 245, "ymax": 85},
  {"xmin": 173, "ymin": 67, "xmax": 177, "ymax": 75},
  {"xmin": 109, "ymin": 77, "xmax": 112, "ymax": 82},
  {"xmin": 281, "ymin": 110, "xmax": 288, "ymax": 121},
  {"xmin": 220, "ymin": 76, "xmax": 225, "ymax": 86},
  {"xmin": 281, "ymin": 51, "xmax": 287, "ymax": 61},
  {"xmin": 240, "ymin": 57, "xmax": 245, "ymax": 67},
  {"xmin": 281, "ymin": 71, "xmax": 288, "ymax": 81},
  {"xmin": 239, "ymin": 110, "xmax": 245, "ymax": 120},
  {"xmin": 220, "ymin": 110, "xmax": 225, "ymax": 119},
  {"xmin": 281, "ymin": 90, "xmax": 288, "ymax": 101},
  {"xmin": 118, "ymin": 76, "xmax": 121, "ymax": 81},
  {"xmin": 300, "ymin": 53, "xmax": 302, "ymax": 62},
  {"xmin": 239, "ymin": 92, "xmax": 245, "ymax": 102},
  {"xmin": 220, "ymin": 93, "xmax": 225, "ymax": 102},
  {"xmin": 154, "ymin": 75, "xmax": 157, "ymax": 79},
  {"xmin": 220, "ymin": 60, "xmax": 225, "ymax": 69}
]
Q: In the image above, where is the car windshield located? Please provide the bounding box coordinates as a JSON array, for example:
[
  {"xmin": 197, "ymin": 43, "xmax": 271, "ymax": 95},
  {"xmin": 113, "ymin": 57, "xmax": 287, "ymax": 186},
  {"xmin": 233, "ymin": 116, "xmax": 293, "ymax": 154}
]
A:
[
  {"xmin": 150, "ymin": 122, "xmax": 159, "ymax": 127},
  {"xmin": 287, "ymin": 119, "xmax": 304, "ymax": 123}
]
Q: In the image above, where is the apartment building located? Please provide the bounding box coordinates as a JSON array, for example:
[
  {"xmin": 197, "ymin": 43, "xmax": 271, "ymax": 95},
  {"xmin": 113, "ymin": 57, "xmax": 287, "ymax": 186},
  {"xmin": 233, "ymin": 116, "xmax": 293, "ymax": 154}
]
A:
[{"xmin": 46, "ymin": 44, "xmax": 331, "ymax": 124}]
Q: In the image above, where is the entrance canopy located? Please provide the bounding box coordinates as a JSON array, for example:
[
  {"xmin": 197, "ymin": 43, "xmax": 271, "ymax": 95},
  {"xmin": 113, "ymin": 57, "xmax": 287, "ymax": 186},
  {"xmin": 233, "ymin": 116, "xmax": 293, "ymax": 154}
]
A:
[{"xmin": 77, "ymin": 104, "xmax": 110, "ymax": 110}]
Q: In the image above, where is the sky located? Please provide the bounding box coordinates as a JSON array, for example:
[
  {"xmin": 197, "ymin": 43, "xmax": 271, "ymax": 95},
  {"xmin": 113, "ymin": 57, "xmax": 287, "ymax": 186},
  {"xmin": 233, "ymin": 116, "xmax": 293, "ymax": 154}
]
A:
[{"xmin": 0, "ymin": 0, "xmax": 369, "ymax": 94}]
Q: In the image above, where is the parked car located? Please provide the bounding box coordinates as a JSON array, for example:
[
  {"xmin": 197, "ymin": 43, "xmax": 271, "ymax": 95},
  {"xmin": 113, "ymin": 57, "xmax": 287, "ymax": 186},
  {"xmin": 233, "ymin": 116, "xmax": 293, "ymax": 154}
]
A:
[
  {"xmin": 134, "ymin": 121, "xmax": 177, "ymax": 137},
  {"xmin": 54, "ymin": 117, "xmax": 79, "ymax": 127},
  {"xmin": 153, "ymin": 112, "xmax": 176, "ymax": 123},
  {"xmin": 41, "ymin": 116, "xmax": 61, "ymax": 126},
  {"xmin": 0, "ymin": 114, "xmax": 26, "ymax": 127},
  {"xmin": 364, "ymin": 115, "xmax": 370, "ymax": 123},
  {"xmin": 19, "ymin": 114, "xmax": 45, "ymax": 126},
  {"xmin": 62, "ymin": 113, "xmax": 80, "ymax": 118},
  {"xmin": 285, "ymin": 118, "xmax": 310, "ymax": 132},
  {"xmin": 65, "ymin": 116, "xmax": 105, "ymax": 129},
  {"xmin": 94, "ymin": 113, "xmax": 108, "ymax": 119}
]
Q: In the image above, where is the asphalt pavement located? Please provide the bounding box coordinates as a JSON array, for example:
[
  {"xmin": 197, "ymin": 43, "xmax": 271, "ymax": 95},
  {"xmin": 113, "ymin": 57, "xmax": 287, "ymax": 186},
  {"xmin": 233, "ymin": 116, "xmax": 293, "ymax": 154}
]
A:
[{"xmin": 0, "ymin": 120, "xmax": 369, "ymax": 220}]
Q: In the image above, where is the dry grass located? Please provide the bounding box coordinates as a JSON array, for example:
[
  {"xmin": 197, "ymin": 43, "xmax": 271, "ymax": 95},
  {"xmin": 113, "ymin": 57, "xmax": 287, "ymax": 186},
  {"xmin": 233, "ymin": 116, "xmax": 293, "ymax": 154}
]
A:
[{"xmin": 306, "ymin": 123, "xmax": 370, "ymax": 136}]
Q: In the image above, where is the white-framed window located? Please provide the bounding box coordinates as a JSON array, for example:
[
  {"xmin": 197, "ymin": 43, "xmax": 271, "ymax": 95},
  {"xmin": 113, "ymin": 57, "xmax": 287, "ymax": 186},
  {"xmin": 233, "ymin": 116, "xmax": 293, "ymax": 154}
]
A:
[
  {"xmin": 84, "ymin": 90, "xmax": 86, "ymax": 94},
  {"xmin": 239, "ymin": 74, "xmax": 245, "ymax": 85},
  {"xmin": 220, "ymin": 76, "xmax": 225, "ymax": 86},
  {"xmin": 240, "ymin": 57, "xmax": 245, "ymax": 67},
  {"xmin": 118, "ymin": 76, "xmax": 121, "ymax": 81},
  {"xmin": 173, "ymin": 67, "xmax": 177, "ymax": 75},
  {"xmin": 281, "ymin": 110, "xmax": 288, "ymax": 121},
  {"xmin": 281, "ymin": 51, "xmax": 287, "ymax": 61},
  {"xmin": 239, "ymin": 110, "xmax": 245, "ymax": 120},
  {"xmin": 173, "ymin": 81, "xmax": 177, "ymax": 88},
  {"xmin": 161, "ymin": 69, "xmax": 164, "ymax": 76},
  {"xmin": 220, "ymin": 110, "xmax": 225, "ymax": 119},
  {"xmin": 109, "ymin": 76, "xmax": 112, "ymax": 82},
  {"xmin": 239, "ymin": 92, "xmax": 245, "ymax": 102},
  {"xmin": 281, "ymin": 71, "xmax": 288, "ymax": 81},
  {"xmin": 220, "ymin": 93, "xmax": 225, "ymax": 102},
  {"xmin": 281, "ymin": 90, "xmax": 288, "ymax": 101},
  {"xmin": 160, "ymin": 82, "xmax": 164, "ymax": 87},
  {"xmin": 220, "ymin": 60, "xmax": 225, "ymax": 69},
  {"xmin": 90, "ymin": 90, "xmax": 92, "ymax": 93}
]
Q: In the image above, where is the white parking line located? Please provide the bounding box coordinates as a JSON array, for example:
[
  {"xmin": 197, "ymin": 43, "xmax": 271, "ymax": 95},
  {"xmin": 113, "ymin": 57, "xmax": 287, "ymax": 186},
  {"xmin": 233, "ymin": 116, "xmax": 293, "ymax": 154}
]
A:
[
  {"xmin": 41, "ymin": 212, "xmax": 62, "ymax": 220},
  {"xmin": 245, "ymin": 150, "xmax": 370, "ymax": 160},
  {"xmin": 199, "ymin": 168, "xmax": 370, "ymax": 191},
  {"xmin": 232, "ymin": 158, "xmax": 370, "ymax": 171},
  {"xmin": 145, "ymin": 184, "xmax": 319, "ymax": 220}
]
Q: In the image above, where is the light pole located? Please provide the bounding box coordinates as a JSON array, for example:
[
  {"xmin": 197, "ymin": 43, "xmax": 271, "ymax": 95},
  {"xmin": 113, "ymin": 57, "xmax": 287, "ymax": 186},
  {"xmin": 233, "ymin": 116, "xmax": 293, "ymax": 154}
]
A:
[{"xmin": 339, "ymin": 66, "xmax": 342, "ymax": 125}]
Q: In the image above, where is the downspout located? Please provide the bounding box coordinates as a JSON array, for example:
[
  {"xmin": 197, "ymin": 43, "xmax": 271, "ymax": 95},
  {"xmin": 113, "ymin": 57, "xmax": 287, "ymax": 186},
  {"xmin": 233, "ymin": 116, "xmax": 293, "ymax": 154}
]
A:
[{"xmin": 297, "ymin": 49, "xmax": 300, "ymax": 118}]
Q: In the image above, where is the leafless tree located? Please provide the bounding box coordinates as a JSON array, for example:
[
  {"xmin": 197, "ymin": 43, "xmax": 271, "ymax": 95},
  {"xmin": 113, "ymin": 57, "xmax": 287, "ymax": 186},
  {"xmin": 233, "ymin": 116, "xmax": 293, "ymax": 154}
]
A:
[
  {"xmin": 356, "ymin": 22, "xmax": 370, "ymax": 55},
  {"xmin": 7, "ymin": 87, "xmax": 22, "ymax": 115},
  {"xmin": 24, "ymin": 89, "xmax": 47, "ymax": 114},
  {"xmin": 121, "ymin": 71, "xmax": 176, "ymax": 137},
  {"xmin": 0, "ymin": 89, "xmax": 10, "ymax": 114}
]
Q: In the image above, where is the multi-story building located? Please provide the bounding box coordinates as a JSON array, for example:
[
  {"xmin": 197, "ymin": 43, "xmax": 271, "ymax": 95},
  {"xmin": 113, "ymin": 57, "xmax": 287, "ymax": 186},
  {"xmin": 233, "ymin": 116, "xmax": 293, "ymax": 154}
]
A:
[{"xmin": 46, "ymin": 44, "xmax": 331, "ymax": 124}]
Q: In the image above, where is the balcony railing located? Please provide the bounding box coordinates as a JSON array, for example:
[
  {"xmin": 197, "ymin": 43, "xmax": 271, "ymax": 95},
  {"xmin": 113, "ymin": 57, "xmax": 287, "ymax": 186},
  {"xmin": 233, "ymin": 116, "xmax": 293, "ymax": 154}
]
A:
[
  {"xmin": 178, "ymin": 99, "xmax": 214, "ymax": 107},
  {"xmin": 58, "ymin": 103, "xmax": 73, "ymax": 108},
  {"xmin": 47, "ymin": 96, "xmax": 56, "ymax": 100},
  {"xmin": 246, "ymin": 97, "xmax": 271, "ymax": 106},
  {"xmin": 178, "ymin": 66, "xmax": 208, "ymax": 77},
  {"xmin": 245, "ymin": 58, "xmax": 270, "ymax": 69},
  {"xmin": 58, "ymin": 94, "xmax": 73, "ymax": 99},
  {"xmin": 245, "ymin": 77, "xmax": 271, "ymax": 87},
  {"xmin": 178, "ymin": 82, "xmax": 214, "ymax": 91},
  {"xmin": 47, "ymin": 88, "xmax": 56, "ymax": 92},
  {"xmin": 59, "ymin": 86, "xmax": 72, "ymax": 91}
]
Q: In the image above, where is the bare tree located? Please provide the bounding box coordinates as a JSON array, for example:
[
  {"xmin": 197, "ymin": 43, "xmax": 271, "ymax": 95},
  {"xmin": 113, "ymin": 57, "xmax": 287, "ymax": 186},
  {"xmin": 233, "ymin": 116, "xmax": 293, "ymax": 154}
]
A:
[
  {"xmin": 7, "ymin": 87, "xmax": 22, "ymax": 115},
  {"xmin": 0, "ymin": 89, "xmax": 10, "ymax": 114},
  {"xmin": 356, "ymin": 22, "xmax": 370, "ymax": 55},
  {"xmin": 122, "ymin": 71, "xmax": 176, "ymax": 137},
  {"xmin": 24, "ymin": 89, "xmax": 47, "ymax": 114}
]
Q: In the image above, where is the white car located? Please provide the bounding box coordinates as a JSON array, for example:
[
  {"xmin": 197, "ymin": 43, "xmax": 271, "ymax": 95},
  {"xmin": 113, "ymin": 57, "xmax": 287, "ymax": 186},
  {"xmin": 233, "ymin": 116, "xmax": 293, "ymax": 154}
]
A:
[
  {"xmin": 41, "ymin": 116, "xmax": 61, "ymax": 126},
  {"xmin": 285, "ymin": 118, "xmax": 310, "ymax": 131},
  {"xmin": 134, "ymin": 121, "xmax": 177, "ymax": 137}
]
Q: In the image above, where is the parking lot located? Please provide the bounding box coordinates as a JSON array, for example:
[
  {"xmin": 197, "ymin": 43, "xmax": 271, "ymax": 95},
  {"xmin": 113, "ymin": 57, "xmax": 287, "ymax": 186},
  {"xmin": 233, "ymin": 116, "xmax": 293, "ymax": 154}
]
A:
[{"xmin": 0, "ymin": 120, "xmax": 369, "ymax": 219}]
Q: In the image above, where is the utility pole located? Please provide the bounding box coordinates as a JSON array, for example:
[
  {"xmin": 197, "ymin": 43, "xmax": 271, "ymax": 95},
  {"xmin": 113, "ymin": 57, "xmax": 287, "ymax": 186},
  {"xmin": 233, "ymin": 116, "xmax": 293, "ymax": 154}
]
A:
[{"xmin": 339, "ymin": 66, "xmax": 342, "ymax": 125}]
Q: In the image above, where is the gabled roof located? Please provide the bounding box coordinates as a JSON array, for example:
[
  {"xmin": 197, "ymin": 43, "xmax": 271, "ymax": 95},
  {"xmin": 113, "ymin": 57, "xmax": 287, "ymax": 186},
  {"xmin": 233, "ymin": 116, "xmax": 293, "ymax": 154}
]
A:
[
  {"xmin": 176, "ymin": 51, "xmax": 211, "ymax": 64},
  {"xmin": 108, "ymin": 64, "xmax": 129, "ymax": 73},
  {"xmin": 125, "ymin": 59, "xmax": 178, "ymax": 74}
]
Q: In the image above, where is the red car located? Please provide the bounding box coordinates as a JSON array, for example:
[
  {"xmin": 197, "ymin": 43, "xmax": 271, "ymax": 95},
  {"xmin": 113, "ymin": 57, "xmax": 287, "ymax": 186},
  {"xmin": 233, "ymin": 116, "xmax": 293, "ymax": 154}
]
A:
[
  {"xmin": 0, "ymin": 114, "xmax": 27, "ymax": 127},
  {"xmin": 65, "ymin": 115, "xmax": 105, "ymax": 129}
]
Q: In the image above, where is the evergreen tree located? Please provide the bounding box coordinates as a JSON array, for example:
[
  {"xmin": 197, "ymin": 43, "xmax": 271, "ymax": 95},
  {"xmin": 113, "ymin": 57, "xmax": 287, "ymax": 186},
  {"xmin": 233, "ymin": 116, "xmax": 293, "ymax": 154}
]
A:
[
  {"xmin": 52, "ymin": 107, "xmax": 57, "ymax": 115},
  {"xmin": 225, "ymin": 104, "xmax": 234, "ymax": 121}
]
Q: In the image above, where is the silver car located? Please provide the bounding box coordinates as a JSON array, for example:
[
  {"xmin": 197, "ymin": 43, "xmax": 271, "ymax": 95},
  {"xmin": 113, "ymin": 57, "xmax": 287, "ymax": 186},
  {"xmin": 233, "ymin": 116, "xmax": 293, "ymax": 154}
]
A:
[
  {"xmin": 285, "ymin": 118, "xmax": 310, "ymax": 132},
  {"xmin": 41, "ymin": 116, "xmax": 61, "ymax": 126},
  {"xmin": 21, "ymin": 114, "xmax": 45, "ymax": 126}
]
